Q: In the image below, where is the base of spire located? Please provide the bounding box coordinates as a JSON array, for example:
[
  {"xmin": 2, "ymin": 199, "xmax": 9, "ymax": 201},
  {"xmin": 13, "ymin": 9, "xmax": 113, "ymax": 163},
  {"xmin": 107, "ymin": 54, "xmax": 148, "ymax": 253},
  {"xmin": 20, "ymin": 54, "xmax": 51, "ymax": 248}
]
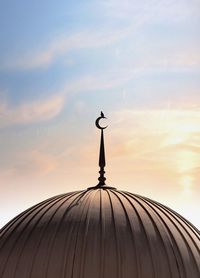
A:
[{"xmin": 87, "ymin": 185, "xmax": 116, "ymax": 190}]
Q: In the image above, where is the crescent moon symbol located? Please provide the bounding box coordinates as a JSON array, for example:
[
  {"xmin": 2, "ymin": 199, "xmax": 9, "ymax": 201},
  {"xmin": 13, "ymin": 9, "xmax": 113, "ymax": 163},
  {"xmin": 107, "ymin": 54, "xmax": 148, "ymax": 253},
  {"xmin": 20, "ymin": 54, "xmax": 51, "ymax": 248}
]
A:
[{"xmin": 95, "ymin": 116, "xmax": 108, "ymax": 130}]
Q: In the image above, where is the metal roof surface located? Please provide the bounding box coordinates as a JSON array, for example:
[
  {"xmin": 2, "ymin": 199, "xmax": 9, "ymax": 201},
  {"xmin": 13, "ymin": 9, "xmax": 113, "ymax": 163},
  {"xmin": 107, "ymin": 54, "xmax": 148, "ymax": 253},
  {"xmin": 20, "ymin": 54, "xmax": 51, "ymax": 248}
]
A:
[{"xmin": 0, "ymin": 188, "xmax": 199, "ymax": 278}]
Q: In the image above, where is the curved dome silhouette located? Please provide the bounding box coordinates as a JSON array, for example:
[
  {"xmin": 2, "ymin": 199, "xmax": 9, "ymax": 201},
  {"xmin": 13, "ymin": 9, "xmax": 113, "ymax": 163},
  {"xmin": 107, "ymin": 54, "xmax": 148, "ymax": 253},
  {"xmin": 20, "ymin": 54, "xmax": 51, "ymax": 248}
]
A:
[
  {"xmin": 0, "ymin": 188, "xmax": 199, "ymax": 278},
  {"xmin": 0, "ymin": 113, "xmax": 200, "ymax": 277}
]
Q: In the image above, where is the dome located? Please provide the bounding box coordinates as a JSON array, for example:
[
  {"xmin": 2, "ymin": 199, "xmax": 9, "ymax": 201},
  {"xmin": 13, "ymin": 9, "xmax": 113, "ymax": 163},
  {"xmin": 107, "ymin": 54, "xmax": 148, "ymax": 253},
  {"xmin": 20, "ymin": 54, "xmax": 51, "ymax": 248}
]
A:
[
  {"xmin": 0, "ymin": 113, "xmax": 200, "ymax": 278},
  {"xmin": 0, "ymin": 188, "xmax": 199, "ymax": 278}
]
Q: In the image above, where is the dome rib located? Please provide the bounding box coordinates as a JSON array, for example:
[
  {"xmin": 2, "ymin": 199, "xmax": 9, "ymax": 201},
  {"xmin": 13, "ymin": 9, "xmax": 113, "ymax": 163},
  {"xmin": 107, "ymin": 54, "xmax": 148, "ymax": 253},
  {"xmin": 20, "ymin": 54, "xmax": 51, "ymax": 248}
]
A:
[
  {"xmin": 99, "ymin": 189, "xmax": 106, "ymax": 278},
  {"xmin": 0, "ymin": 193, "xmax": 66, "ymax": 244},
  {"xmin": 106, "ymin": 189, "xmax": 121, "ymax": 278},
  {"xmin": 99, "ymin": 190, "xmax": 105, "ymax": 278},
  {"xmin": 128, "ymin": 191, "xmax": 175, "ymax": 277},
  {"xmin": 122, "ymin": 192, "xmax": 158, "ymax": 277},
  {"xmin": 144, "ymin": 196, "xmax": 200, "ymax": 261},
  {"xmin": 117, "ymin": 190, "xmax": 175, "ymax": 278},
  {"xmin": 132, "ymin": 193, "xmax": 199, "ymax": 277},
  {"xmin": 110, "ymin": 190, "xmax": 140, "ymax": 277},
  {"xmin": 139, "ymin": 195, "xmax": 200, "ymax": 275},
  {"xmin": 20, "ymin": 193, "xmax": 85, "ymax": 278},
  {"xmin": 14, "ymin": 193, "xmax": 74, "ymax": 278},
  {"xmin": 99, "ymin": 189, "xmax": 104, "ymax": 278},
  {"xmin": 62, "ymin": 190, "xmax": 95, "ymax": 278},
  {"xmin": 154, "ymin": 199, "xmax": 200, "ymax": 237},
  {"xmin": 0, "ymin": 193, "xmax": 70, "ymax": 278},
  {"xmin": 121, "ymin": 191, "xmax": 158, "ymax": 277},
  {"xmin": 131, "ymin": 193, "xmax": 186, "ymax": 278},
  {"xmin": 29, "ymin": 191, "xmax": 83, "ymax": 278},
  {"xmin": 72, "ymin": 189, "xmax": 99, "ymax": 278},
  {"xmin": 0, "ymin": 188, "xmax": 199, "ymax": 278},
  {"xmin": 45, "ymin": 190, "xmax": 87, "ymax": 278},
  {"xmin": 154, "ymin": 200, "xmax": 200, "ymax": 251}
]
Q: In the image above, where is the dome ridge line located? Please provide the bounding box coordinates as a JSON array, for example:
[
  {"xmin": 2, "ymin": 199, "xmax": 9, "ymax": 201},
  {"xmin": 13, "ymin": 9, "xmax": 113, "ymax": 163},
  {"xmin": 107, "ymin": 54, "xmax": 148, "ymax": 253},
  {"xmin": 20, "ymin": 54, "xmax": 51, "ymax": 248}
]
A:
[
  {"xmin": 136, "ymin": 194, "xmax": 200, "ymax": 275},
  {"xmin": 110, "ymin": 190, "xmax": 140, "ymax": 276},
  {"xmin": 28, "ymin": 192, "xmax": 82, "ymax": 277}
]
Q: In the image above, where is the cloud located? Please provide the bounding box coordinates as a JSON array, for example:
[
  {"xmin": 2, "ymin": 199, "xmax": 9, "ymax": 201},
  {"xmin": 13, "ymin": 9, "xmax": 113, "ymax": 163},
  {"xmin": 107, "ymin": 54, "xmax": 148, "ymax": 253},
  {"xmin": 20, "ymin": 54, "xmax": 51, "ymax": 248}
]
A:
[
  {"xmin": 61, "ymin": 70, "xmax": 136, "ymax": 95},
  {"xmin": 101, "ymin": 0, "xmax": 200, "ymax": 21},
  {"xmin": 0, "ymin": 95, "xmax": 65, "ymax": 128},
  {"xmin": 59, "ymin": 52, "xmax": 200, "ymax": 97},
  {"xmin": 16, "ymin": 149, "xmax": 58, "ymax": 176},
  {"xmin": 125, "ymin": 51, "xmax": 200, "ymax": 72},
  {"xmin": 112, "ymin": 108, "xmax": 200, "ymax": 146},
  {"xmin": 109, "ymin": 108, "xmax": 200, "ymax": 178},
  {"xmin": 3, "ymin": 28, "xmax": 132, "ymax": 70},
  {"xmin": 0, "ymin": 150, "xmax": 57, "ymax": 182},
  {"xmin": 2, "ymin": 0, "xmax": 199, "ymax": 71}
]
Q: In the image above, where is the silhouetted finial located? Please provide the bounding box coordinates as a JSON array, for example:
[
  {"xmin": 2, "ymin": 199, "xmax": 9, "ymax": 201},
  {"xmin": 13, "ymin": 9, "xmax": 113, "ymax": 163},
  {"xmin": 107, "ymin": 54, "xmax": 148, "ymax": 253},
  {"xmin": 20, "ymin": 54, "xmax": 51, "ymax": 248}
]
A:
[
  {"xmin": 87, "ymin": 112, "xmax": 116, "ymax": 190},
  {"xmin": 95, "ymin": 112, "xmax": 108, "ymax": 186}
]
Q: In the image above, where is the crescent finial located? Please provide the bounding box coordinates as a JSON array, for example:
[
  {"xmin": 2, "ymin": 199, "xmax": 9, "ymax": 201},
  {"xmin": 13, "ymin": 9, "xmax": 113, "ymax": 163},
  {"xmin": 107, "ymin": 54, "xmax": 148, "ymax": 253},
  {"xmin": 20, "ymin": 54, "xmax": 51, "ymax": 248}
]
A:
[{"xmin": 95, "ymin": 111, "xmax": 108, "ymax": 130}]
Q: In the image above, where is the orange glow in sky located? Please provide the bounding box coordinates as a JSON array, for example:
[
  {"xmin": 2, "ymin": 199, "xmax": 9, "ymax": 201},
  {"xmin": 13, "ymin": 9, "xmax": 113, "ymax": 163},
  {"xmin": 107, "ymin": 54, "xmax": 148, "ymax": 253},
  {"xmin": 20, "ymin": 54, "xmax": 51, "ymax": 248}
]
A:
[{"xmin": 1, "ymin": 108, "xmax": 200, "ymax": 229}]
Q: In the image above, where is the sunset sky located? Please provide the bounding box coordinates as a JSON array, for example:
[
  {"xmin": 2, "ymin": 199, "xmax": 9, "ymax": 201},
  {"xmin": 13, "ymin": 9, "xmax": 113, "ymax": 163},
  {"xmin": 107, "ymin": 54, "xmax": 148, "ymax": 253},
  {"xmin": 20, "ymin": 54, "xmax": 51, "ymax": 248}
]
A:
[{"xmin": 0, "ymin": 0, "xmax": 200, "ymax": 229}]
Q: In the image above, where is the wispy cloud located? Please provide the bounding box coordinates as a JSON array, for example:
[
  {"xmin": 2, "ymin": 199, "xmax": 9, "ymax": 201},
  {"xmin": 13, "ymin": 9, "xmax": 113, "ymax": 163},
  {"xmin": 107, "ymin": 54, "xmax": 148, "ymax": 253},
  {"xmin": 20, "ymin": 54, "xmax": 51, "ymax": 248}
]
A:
[
  {"xmin": 2, "ymin": 28, "xmax": 132, "ymax": 70},
  {"xmin": 2, "ymin": 0, "xmax": 199, "ymax": 71},
  {"xmin": 61, "ymin": 70, "xmax": 136, "ymax": 95},
  {"xmin": 110, "ymin": 108, "xmax": 200, "ymax": 183},
  {"xmin": 101, "ymin": 0, "xmax": 200, "ymax": 21},
  {"xmin": 1, "ymin": 47, "xmax": 199, "ymax": 129},
  {"xmin": 59, "ymin": 51, "xmax": 200, "ymax": 96},
  {"xmin": 112, "ymin": 108, "xmax": 200, "ymax": 151},
  {"xmin": 0, "ymin": 95, "xmax": 65, "ymax": 128}
]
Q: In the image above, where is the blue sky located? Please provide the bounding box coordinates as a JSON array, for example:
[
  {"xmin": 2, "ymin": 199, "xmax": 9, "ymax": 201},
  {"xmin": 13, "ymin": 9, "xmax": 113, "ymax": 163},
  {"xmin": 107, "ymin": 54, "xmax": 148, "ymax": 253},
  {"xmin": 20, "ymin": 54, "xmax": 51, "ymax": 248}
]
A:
[{"xmin": 0, "ymin": 0, "xmax": 200, "ymax": 228}]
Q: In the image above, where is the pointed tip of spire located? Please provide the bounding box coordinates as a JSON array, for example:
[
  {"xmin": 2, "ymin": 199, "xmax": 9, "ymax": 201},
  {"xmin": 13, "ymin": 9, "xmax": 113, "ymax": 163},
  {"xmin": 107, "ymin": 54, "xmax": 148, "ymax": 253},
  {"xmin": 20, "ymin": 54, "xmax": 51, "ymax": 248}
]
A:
[{"xmin": 101, "ymin": 111, "xmax": 105, "ymax": 118}]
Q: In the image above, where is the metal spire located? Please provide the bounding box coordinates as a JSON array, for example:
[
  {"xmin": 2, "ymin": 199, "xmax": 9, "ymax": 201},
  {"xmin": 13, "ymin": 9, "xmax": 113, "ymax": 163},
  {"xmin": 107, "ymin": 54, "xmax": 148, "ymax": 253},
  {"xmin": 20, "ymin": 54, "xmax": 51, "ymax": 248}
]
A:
[
  {"xmin": 95, "ymin": 111, "xmax": 107, "ymax": 187},
  {"xmin": 87, "ymin": 112, "xmax": 116, "ymax": 190}
]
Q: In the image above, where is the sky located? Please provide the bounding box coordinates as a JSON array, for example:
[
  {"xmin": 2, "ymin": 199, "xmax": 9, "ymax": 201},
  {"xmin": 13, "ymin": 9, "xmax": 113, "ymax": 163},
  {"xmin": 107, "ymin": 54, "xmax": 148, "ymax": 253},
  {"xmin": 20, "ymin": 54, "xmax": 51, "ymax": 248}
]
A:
[{"xmin": 0, "ymin": 0, "xmax": 200, "ymax": 229}]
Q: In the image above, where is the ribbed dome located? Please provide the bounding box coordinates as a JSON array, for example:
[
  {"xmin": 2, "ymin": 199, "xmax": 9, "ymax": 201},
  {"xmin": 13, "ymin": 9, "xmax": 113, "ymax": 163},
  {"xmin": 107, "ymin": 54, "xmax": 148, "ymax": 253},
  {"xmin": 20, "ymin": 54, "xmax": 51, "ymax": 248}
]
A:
[{"xmin": 0, "ymin": 188, "xmax": 199, "ymax": 278}]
